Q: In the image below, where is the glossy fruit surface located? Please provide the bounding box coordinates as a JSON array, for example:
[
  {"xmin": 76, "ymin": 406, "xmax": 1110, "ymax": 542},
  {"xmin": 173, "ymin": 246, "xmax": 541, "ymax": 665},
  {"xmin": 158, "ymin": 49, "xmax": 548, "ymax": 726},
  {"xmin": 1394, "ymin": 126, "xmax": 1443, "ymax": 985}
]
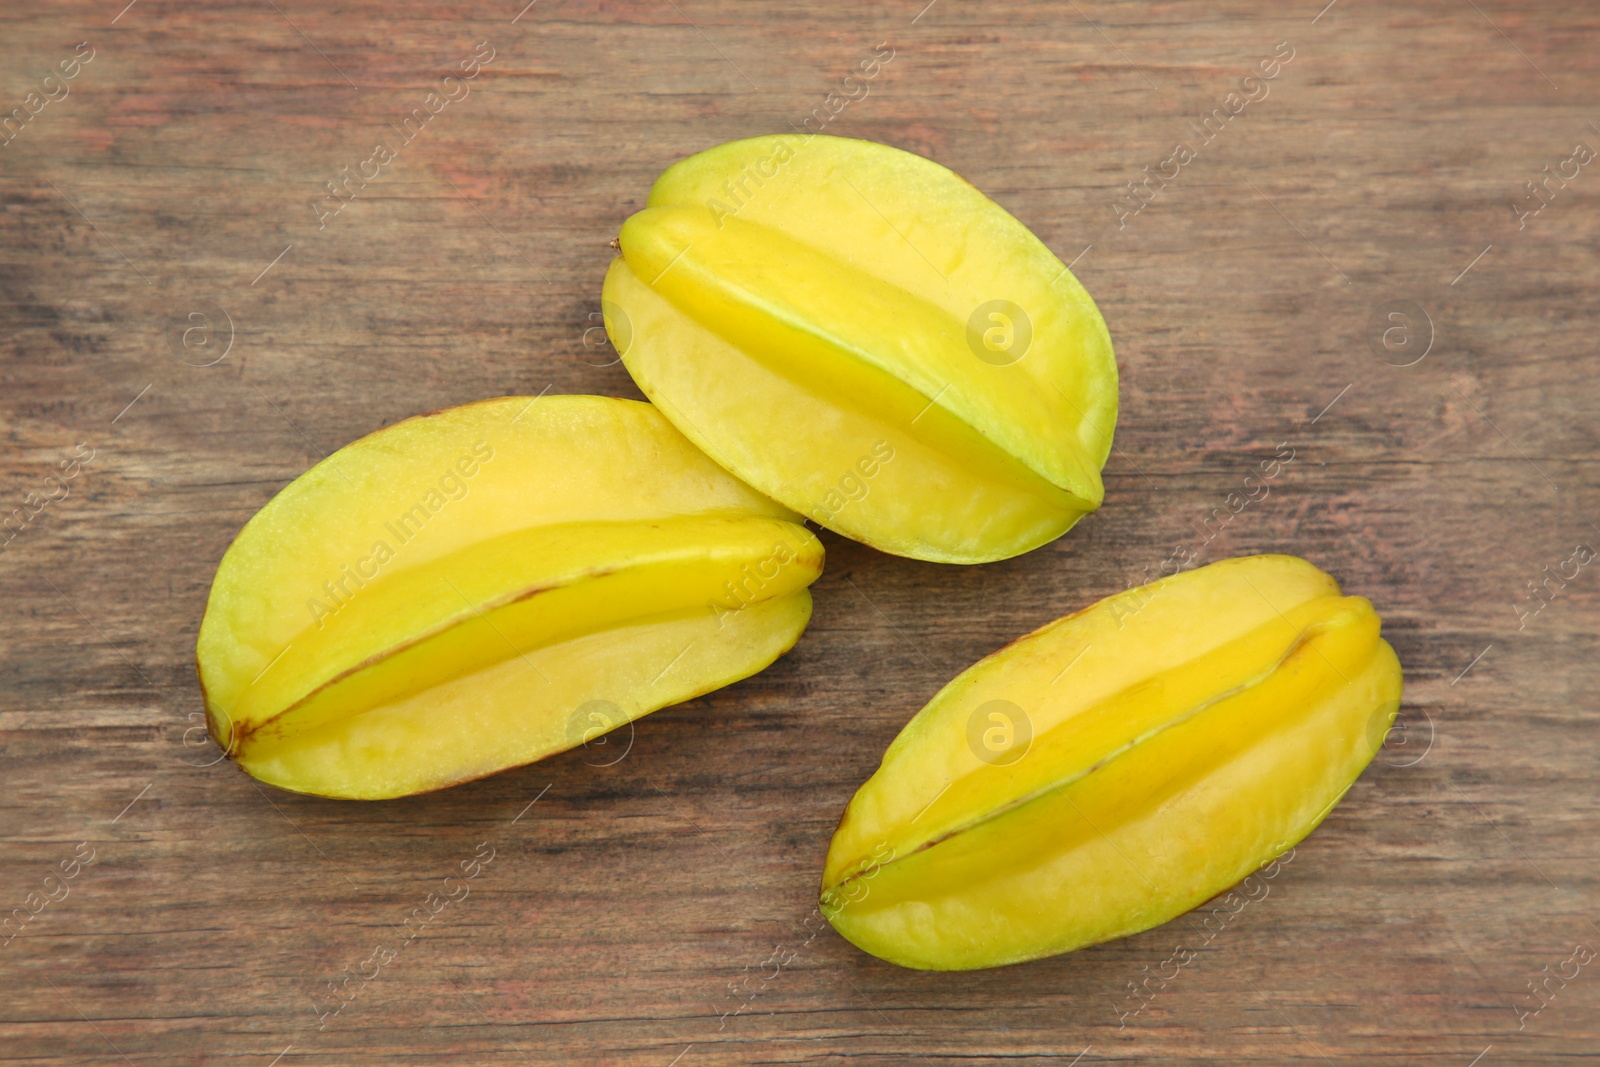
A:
[
  {"xmin": 198, "ymin": 395, "xmax": 822, "ymax": 799},
  {"xmin": 820, "ymin": 555, "xmax": 1402, "ymax": 970},
  {"xmin": 604, "ymin": 134, "xmax": 1116, "ymax": 564}
]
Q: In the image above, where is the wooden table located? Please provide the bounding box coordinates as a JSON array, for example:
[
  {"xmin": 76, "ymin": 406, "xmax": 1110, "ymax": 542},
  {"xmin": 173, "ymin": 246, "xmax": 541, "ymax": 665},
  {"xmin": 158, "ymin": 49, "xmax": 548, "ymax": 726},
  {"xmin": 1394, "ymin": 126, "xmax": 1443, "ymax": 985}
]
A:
[{"xmin": 2, "ymin": 1, "xmax": 1596, "ymax": 1063}]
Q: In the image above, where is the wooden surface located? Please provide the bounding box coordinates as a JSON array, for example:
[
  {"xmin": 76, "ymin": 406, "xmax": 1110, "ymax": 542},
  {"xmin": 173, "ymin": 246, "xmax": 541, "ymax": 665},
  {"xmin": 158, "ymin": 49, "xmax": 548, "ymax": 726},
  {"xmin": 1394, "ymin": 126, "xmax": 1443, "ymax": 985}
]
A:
[{"xmin": 2, "ymin": 1, "xmax": 1597, "ymax": 1063}]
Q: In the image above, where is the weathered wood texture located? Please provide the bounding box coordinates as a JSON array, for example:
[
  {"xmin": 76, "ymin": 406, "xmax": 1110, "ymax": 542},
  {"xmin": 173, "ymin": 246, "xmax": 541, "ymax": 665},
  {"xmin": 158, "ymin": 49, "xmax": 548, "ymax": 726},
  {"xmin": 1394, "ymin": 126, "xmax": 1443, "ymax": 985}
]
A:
[{"xmin": 2, "ymin": 0, "xmax": 1597, "ymax": 1063}]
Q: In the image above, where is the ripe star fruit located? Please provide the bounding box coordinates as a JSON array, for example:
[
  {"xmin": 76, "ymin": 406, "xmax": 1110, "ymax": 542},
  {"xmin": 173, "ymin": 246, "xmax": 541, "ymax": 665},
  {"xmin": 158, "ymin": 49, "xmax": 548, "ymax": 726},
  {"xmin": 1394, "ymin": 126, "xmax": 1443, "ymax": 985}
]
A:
[
  {"xmin": 820, "ymin": 555, "xmax": 1403, "ymax": 970},
  {"xmin": 602, "ymin": 134, "xmax": 1117, "ymax": 565},
  {"xmin": 197, "ymin": 395, "xmax": 823, "ymax": 800}
]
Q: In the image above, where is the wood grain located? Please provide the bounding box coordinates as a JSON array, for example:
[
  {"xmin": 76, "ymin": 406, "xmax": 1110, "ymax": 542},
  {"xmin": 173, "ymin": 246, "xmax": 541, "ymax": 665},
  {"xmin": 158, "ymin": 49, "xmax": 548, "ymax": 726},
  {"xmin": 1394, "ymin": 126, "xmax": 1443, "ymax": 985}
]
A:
[{"xmin": 2, "ymin": 1, "xmax": 1597, "ymax": 1063}]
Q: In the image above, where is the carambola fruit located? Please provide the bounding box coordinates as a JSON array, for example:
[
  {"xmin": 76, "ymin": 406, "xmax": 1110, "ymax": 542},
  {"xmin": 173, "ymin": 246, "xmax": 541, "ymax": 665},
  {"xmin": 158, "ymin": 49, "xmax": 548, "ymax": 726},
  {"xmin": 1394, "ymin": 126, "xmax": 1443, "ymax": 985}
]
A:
[
  {"xmin": 819, "ymin": 555, "xmax": 1402, "ymax": 970},
  {"xmin": 603, "ymin": 134, "xmax": 1117, "ymax": 565},
  {"xmin": 197, "ymin": 395, "xmax": 823, "ymax": 799}
]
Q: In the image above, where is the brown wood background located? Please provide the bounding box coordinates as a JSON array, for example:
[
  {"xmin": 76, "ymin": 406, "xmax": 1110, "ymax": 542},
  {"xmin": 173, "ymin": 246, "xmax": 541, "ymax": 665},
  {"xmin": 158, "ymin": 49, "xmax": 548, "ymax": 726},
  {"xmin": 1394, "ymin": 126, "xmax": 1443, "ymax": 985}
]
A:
[{"xmin": 2, "ymin": 1, "xmax": 1597, "ymax": 1063}]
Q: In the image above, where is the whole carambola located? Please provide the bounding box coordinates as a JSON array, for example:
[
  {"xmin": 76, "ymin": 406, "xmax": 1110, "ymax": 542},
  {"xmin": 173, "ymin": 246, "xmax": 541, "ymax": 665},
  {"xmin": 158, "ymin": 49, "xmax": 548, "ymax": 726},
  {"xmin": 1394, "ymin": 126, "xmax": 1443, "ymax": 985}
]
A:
[
  {"xmin": 603, "ymin": 134, "xmax": 1117, "ymax": 565},
  {"xmin": 820, "ymin": 555, "xmax": 1403, "ymax": 970},
  {"xmin": 197, "ymin": 396, "xmax": 823, "ymax": 800}
]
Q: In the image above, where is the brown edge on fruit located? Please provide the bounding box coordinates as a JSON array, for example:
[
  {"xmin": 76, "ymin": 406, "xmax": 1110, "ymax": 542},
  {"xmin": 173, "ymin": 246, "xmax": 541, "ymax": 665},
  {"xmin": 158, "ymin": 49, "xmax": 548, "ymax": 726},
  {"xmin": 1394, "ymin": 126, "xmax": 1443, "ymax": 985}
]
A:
[
  {"xmin": 820, "ymin": 604, "xmax": 1351, "ymax": 903},
  {"xmin": 234, "ymin": 589, "xmax": 815, "ymax": 801},
  {"xmin": 233, "ymin": 572, "xmax": 606, "ymax": 749},
  {"xmin": 196, "ymin": 647, "xmax": 241, "ymax": 762},
  {"xmin": 192, "ymin": 396, "xmax": 662, "ymax": 755},
  {"xmin": 231, "ymin": 519, "xmax": 822, "ymax": 752},
  {"xmin": 817, "ymin": 583, "xmax": 1139, "ymax": 904},
  {"xmin": 614, "ymin": 199, "xmax": 1106, "ymax": 515}
]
